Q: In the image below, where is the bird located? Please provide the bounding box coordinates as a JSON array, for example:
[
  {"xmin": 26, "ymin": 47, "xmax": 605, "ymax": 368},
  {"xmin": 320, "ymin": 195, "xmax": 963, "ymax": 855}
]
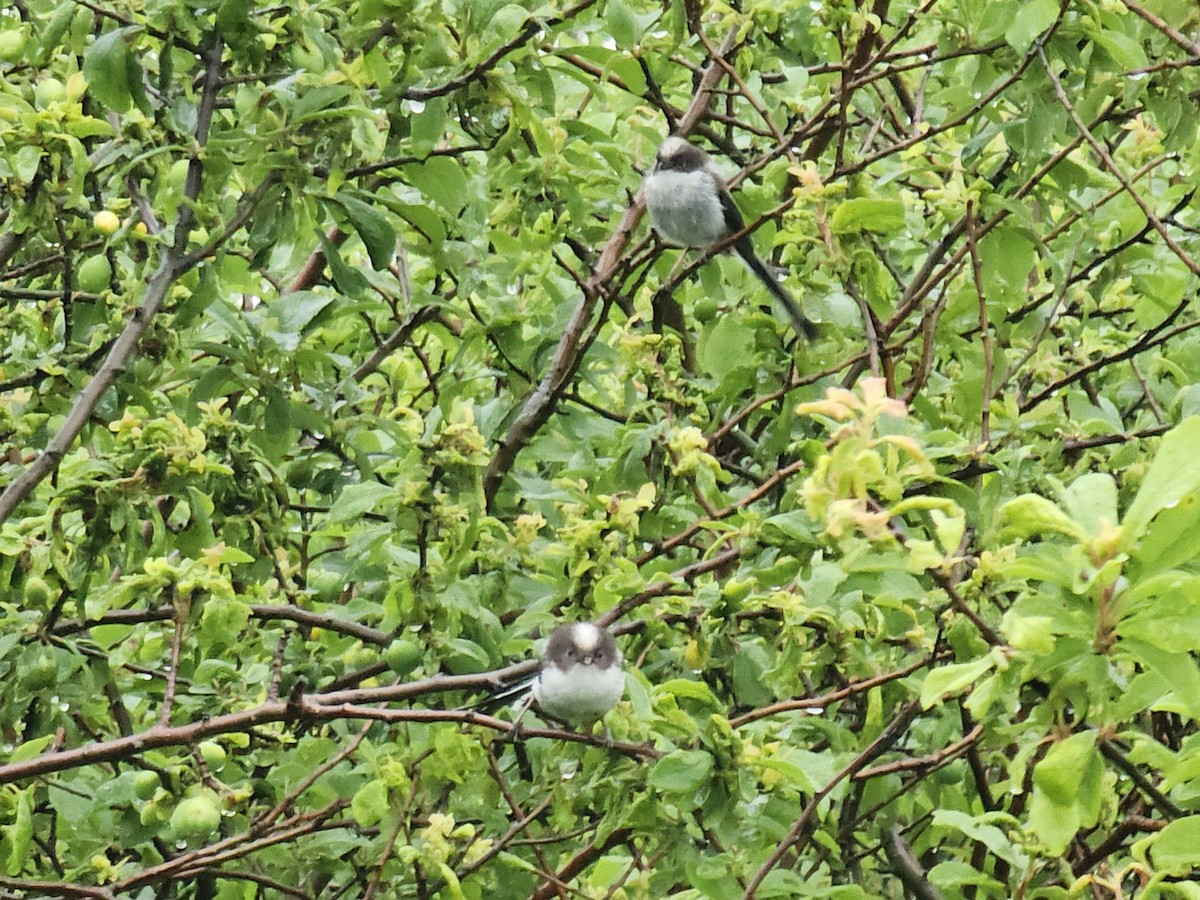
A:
[
  {"xmin": 531, "ymin": 621, "xmax": 626, "ymax": 725},
  {"xmin": 480, "ymin": 621, "xmax": 625, "ymax": 728},
  {"xmin": 643, "ymin": 135, "xmax": 817, "ymax": 339}
]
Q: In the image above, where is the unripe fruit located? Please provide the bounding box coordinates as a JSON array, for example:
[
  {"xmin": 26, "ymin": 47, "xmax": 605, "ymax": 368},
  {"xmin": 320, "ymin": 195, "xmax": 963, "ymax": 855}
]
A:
[
  {"xmin": 93, "ymin": 210, "xmax": 120, "ymax": 235},
  {"xmin": 383, "ymin": 638, "xmax": 422, "ymax": 675},
  {"xmin": 76, "ymin": 255, "xmax": 111, "ymax": 293},
  {"xmin": 133, "ymin": 771, "xmax": 159, "ymax": 800},
  {"xmin": 693, "ymin": 297, "xmax": 718, "ymax": 322},
  {"xmin": 0, "ymin": 29, "xmax": 26, "ymax": 62},
  {"xmin": 722, "ymin": 578, "xmax": 754, "ymax": 604},
  {"xmin": 170, "ymin": 795, "xmax": 221, "ymax": 841}
]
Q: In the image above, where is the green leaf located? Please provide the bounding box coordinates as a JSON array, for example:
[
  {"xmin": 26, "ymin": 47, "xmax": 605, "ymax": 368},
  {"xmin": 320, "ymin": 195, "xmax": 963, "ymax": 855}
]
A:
[
  {"xmin": 1092, "ymin": 28, "xmax": 1148, "ymax": 72},
  {"xmin": 36, "ymin": 2, "xmax": 80, "ymax": 64},
  {"xmin": 4, "ymin": 735, "xmax": 56, "ymax": 764},
  {"xmin": 1120, "ymin": 639, "xmax": 1200, "ymax": 721},
  {"xmin": 932, "ymin": 810, "xmax": 1028, "ymax": 867},
  {"xmin": 605, "ymin": 0, "xmax": 640, "ymax": 48},
  {"xmin": 1122, "ymin": 418, "xmax": 1200, "ymax": 547},
  {"xmin": 3, "ymin": 788, "xmax": 32, "ymax": 876},
  {"xmin": 829, "ymin": 198, "xmax": 905, "ymax": 235},
  {"xmin": 442, "ymin": 638, "xmax": 492, "ymax": 675},
  {"xmin": 403, "ymin": 157, "xmax": 469, "ymax": 215},
  {"xmin": 199, "ymin": 596, "xmax": 252, "ymax": 649},
  {"xmin": 318, "ymin": 230, "xmax": 370, "ymax": 296},
  {"xmin": 697, "ymin": 314, "xmax": 756, "ymax": 379},
  {"xmin": 334, "ymin": 193, "xmax": 397, "ymax": 270},
  {"xmin": 761, "ymin": 510, "xmax": 817, "ymax": 547},
  {"xmin": 655, "ymin": 678, "xmax": 721, "ymax": 707},
  {"xmin": 1004, "ymin": 0, "xmax": 1058, "ymax": 53},
  {"xmin": 1130, "ymin": 492, "xmax": 1200, "ymax": 577},
  {"xmin": 266, "ymin": 291, "xmax": 337, "ymax": 346},
  {"xmin": 1150, "ymin": 816, "xmax": 1200, "ymax": 874},
  {"xmin": 1028, "ymin": 732, "xmax": 1101, "ymax": 855},
  {"xmin": 996, "ymin": 494, "xmax": 1087, "ymax": 542},
  {"xmin": 351, "ymin": 779, "xmax": 391, "ymax": 828},
  {"xmin": 328, "ymin": 482, "xmax": 395, "ymax": 522},
  {"xmin": 1059, "ymin": 473, "xmax": 1118, "ymax": 538},
  {"xmin": 15, "ymin": 146, "xmax": 42, "ymax": 182},
  {"xmin": 1118, "ymin": 572, "xmax": 1200, "ymax": 652},
  {"xmin": 1032, "ymin": 732, "xmax": 1096, "ymax": 805},
  {"xmin": 648, "ymin": 749, "xmax": 714, "ymax": 794},
  {"xmin": 920, "ymin": 656, "xmax": 995, "ymax": 707},
  {"xmin": 82, "ymin": 26, "xmax": 146, "ymax": 114}
]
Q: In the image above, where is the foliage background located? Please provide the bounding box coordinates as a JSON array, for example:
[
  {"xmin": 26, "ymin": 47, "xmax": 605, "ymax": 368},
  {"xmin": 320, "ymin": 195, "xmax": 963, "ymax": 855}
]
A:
[{"xmin": 2, "ymin": 0, "xmax": 1200, "ymax": 896}]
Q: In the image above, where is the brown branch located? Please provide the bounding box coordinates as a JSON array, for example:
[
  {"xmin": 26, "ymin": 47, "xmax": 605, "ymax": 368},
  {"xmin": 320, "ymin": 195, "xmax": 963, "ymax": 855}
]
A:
[
  {"xmin": 1120, "ymin": 0, "xmax": 1200, "ymax": 55},
  {"xmin": 0, "ymin": 698, "xmax": 656, "ymax": 786},
  {"xmin": 50, "ymin": 604, "xmax": 391, "ymax": 645},
  {"xmin": 348, "ymin": 304, "xmax": 443, "ymax": 384},
  {"xmin": 0, "ymin": 878, "xmax": 114, "ymax": 899},
  {"xmin": 1072, "ymin": 814, "xmax": 1164, "ymax": 877},
  {"xmin": 729, "ymin": 653, "xmax": 944, "ymax": 729},
  {"xmin": 120, "ymin": 801, "xmax": 346, "ymax": 890},
  {"xmin": 530, "ymin": 828, "xmax": 633, "ymax": 900},
  {"xmin": 854, "ymin": 722, "xmax": 984, "ymax": 780},
  {"xmin": 1019, "ymin": 303, "xmax": 1200, "ymax": 412},
  {"xmin": 285, "ymin": 225, "xmax": 343, "ymax": 293},
  {"xmin": 178, "ymin": 171, "xmax": 283, "ymax": 268},
  {"xmin": 636, "ymin": 459, "xmax": 807, "ymax": 565},
  {"xmin": 965, "ymin": 202, "xmax": 993, "ymax": 443},
  {"xmin": 884, "ymin": 825, "xmax": 943, "ymax": 900},
  {"xmin": 456, "ymin": 758, "xmax": 555, "ymax": 881},
  {"xmin": 158, "ymin": 594, "xmax": 187, "ymax": 725},
  {"xmin": 253, "ymin": 722, "xmax": 372, "ymax": 831},
  {"xmin": 1098, "ymin": 740, "xmax": 1184, "ymax": 819}
]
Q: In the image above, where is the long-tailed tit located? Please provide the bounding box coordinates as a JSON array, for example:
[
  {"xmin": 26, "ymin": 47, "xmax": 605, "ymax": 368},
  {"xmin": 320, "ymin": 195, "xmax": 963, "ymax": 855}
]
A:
[{"xmin": 644, "ymin": 135, "xmax": 816, "ymax": 339}]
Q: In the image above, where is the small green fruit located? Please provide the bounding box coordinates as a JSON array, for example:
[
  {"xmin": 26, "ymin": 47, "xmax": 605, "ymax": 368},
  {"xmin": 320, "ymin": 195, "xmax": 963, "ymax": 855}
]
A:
[
  {"xmin": 170, "ymin": 795, "xmax": 221, "ymax": 841},
  {"xmin": 693, "ymin": 297, "xmax": 718, "ymax": 322},
  {"xmin": 0, "ymin": 28, "xmax": 26, "ymax": 62},
  {"xmin": 133, "ymin": 771, "xmax": 159, "ymax": 800},
  {"xmin": 722, "ymin": 578, "xmax": 755, "ymax": 604},
  {"xmin": 93, "ymin": 210, "xmax": 120, "ymax": 234},
  {"xmin": 76, "ymin": 255, "xmax": 112, "ymax": 293},
  {"xmin": 383, "ymin": 638, "xmax": 422, "ymax": 675}
]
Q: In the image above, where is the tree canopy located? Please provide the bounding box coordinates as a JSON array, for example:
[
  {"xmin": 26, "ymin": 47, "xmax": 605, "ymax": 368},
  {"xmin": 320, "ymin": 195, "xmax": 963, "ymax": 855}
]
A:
[{"xmin": 2, "ymin": 0, "xmax": 1200, "ymax": 896}]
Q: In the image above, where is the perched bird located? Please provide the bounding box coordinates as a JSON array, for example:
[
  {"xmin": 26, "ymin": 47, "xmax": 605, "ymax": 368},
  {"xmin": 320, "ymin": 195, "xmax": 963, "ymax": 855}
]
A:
[
  {"xmin": 643, "ymin": 135, "xmax": 817, "ymax": 339},
  {"xmin": 479, "ymin": 621, "xmax": 625, "ymax": 728},
  {"xmin": 531, "ymin": 621, "xmax": 625, "ymax": 725}
]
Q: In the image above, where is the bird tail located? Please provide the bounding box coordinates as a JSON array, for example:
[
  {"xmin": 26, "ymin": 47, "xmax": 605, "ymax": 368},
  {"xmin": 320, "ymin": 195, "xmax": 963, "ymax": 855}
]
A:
[
  {"xmin": 736, "ymin": 244, "xmax": 818, "ymax": 340},
  {"xmin": 464, "ymin": 675, "xmax": 536, "ymax": 714}
]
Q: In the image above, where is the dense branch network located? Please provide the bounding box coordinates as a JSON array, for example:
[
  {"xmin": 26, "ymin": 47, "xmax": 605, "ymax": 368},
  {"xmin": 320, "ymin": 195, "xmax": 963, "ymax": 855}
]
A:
[{"xmin": 0, "ymin": 0, "xmax": 1198, "ymax": 895}]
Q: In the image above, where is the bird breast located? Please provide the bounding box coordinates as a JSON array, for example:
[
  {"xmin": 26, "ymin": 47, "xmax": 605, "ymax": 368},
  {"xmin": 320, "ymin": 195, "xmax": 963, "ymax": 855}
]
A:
[
  {"xmin": 533, "ymin": 661, "xmax": 626, "ymax": 724},
  {"xmin": 644, "ymin": 169, "xmax": 729, "ymax": 248}
]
